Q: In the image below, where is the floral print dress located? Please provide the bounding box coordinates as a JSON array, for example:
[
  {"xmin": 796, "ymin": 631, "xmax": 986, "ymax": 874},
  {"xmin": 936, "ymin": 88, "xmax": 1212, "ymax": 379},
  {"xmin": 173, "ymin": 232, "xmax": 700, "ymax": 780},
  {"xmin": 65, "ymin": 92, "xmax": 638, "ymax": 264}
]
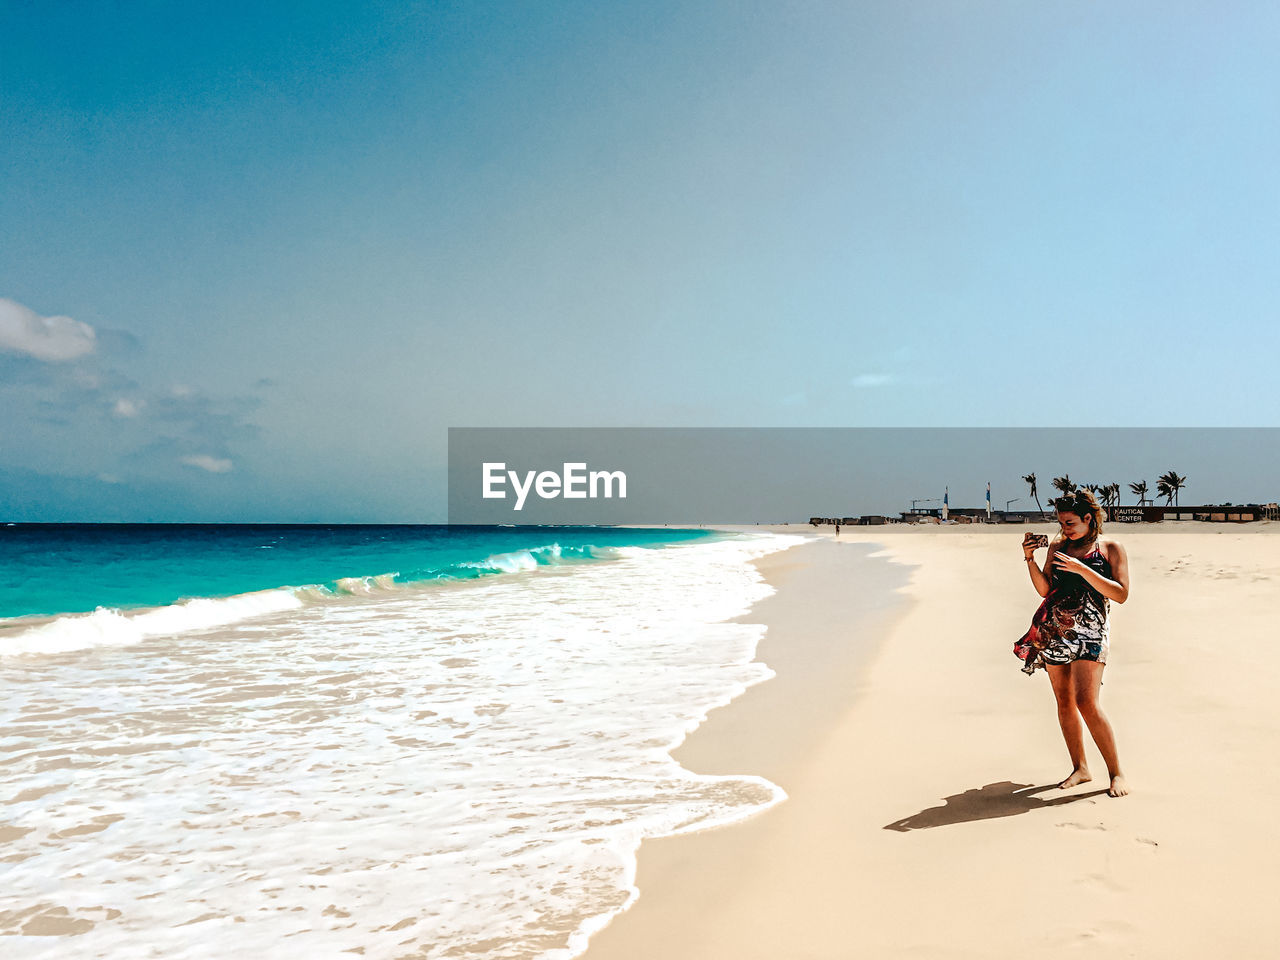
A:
[{"xmin": 1015, "ymin": 545, "xmax": 1112, "ymax": 676}]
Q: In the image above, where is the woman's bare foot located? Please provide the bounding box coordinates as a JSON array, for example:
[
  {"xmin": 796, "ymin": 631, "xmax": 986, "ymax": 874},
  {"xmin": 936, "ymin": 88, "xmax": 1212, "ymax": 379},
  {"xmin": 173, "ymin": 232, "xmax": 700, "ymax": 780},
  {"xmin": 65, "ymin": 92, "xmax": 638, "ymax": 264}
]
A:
[
  {"xmin": 1108, "ymin": 774, "xmax": 1130, "ymax": 797},
  {"xmin": 1058, "ymin": 767, "xmax": 1092, "ymax": 789}
]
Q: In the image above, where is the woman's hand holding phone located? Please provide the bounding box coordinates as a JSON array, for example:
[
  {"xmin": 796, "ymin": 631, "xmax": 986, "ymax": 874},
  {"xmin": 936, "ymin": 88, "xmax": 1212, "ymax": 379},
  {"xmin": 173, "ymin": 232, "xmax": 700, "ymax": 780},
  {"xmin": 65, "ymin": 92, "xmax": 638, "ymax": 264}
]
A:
[{"xmin": 1022, "ymin": 532, "xmax": 1049, "ymax": 558}]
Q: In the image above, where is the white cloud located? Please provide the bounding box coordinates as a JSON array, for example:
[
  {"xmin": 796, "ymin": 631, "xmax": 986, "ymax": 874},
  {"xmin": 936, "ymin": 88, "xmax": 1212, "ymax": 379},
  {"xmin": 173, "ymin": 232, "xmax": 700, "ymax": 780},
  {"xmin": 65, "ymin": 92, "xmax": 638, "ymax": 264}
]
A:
[
  {"xmin": 113, "ymin": 398, "xmax": 143, "ymax": 417},
  {"xmin": 181, "ymin": 454, "xmax": 234, "ymax": 473},
  {"xmin": 0, "ymin": 297, "xmax": 96, "ymax": 362},
  {"xmin": 171, "ymin": 384, "xmax": 193, "ymax": 398},
  {"xmin": 851, "ymin": 373, "xmax": 894, "ymax": 388}
]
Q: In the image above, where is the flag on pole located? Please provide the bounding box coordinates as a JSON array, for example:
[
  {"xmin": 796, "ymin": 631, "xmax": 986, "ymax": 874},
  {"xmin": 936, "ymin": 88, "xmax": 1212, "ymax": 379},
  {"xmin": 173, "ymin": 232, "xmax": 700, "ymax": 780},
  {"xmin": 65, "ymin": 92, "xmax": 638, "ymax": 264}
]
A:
[
  {"xmin": 942, "ymin": 487, "xmax": 949, "ymax": 522},
  {"xmin": 986, "ymin": 481, "xmax": 992, "ymax": 520}
]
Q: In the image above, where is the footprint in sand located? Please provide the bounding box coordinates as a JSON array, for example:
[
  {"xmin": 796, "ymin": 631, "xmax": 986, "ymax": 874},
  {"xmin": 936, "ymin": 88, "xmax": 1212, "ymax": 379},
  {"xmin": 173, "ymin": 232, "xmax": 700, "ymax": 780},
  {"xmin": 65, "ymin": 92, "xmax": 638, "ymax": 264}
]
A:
[
  {"xmin": 1075, "ymin": 918, "xmax": 1137, "ymax": 942},
  {"xmin": 1082, "ymin": 871, "xmax": 1127, "ymax": 893}
]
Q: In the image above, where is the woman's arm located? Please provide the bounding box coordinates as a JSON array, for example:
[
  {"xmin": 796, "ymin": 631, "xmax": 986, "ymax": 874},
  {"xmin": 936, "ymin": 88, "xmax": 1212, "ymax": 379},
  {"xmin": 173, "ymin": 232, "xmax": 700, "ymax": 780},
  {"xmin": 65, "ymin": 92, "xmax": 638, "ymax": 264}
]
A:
[
  {"xmin": 1051, "ymin": 541, "xmax": 1130, "ymax": 603},
  {"xmin": 1023, "ymin": 538, "xmax": 1054, "ymax": 597},
  {"xmin": 1102, "ymin": 540, "xmax": 1130, "ymax": 603}
]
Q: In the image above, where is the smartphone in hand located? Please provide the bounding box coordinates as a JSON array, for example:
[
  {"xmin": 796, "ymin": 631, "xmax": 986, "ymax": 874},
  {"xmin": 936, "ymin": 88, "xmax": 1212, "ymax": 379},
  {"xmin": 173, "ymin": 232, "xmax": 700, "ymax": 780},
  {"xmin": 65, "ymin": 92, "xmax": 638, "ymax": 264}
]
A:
[{"xmin": 1023, "ymin": 532, "xmax": 1049, "ymax": 549}]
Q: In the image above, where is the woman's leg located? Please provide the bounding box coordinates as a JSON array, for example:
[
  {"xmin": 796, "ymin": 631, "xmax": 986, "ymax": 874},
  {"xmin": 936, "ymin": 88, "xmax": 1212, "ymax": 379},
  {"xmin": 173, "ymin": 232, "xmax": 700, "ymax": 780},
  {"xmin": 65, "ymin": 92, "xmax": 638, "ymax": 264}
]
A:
[
  {"xmin": 1046, "ymin": 663, "xmax": 1090, "ymax": 788},
  {"xmin": 1070, "ymin": 659, "xmax": 1129, "ymax": 797}
]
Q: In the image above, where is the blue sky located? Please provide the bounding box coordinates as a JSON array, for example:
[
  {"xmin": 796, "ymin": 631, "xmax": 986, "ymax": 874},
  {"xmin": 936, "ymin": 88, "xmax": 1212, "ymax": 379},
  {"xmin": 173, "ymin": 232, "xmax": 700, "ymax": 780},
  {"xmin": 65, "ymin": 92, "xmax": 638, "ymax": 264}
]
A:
[{"xmin": 4, "ymin": 2, "xmax": 1278, "ymax": 520}]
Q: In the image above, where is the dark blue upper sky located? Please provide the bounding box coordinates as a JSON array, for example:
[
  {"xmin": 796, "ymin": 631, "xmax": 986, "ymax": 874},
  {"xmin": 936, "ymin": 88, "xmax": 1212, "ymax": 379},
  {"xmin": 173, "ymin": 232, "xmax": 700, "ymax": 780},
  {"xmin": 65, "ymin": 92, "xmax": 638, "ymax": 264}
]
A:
[{"xmin": 4, "ymin": 2, "xmax": 1278, "ymax": 520}]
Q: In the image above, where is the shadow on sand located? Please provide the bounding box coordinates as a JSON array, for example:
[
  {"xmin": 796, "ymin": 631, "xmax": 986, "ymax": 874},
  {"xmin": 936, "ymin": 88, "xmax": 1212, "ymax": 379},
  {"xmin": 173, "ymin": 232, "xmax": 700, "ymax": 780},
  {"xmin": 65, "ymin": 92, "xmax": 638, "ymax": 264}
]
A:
[{"xmin": 884, "ymin": 781, "xmax": 1109, "ymax": 832}]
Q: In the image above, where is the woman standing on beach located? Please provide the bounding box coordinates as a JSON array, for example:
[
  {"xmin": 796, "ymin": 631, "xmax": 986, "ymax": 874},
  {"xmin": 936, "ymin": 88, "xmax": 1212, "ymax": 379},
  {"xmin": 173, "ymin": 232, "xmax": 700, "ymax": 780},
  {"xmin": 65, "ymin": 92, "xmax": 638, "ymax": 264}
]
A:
[{"xmin": 1016, "ymin": 488, "xmax": 1131, "ymax": 798}]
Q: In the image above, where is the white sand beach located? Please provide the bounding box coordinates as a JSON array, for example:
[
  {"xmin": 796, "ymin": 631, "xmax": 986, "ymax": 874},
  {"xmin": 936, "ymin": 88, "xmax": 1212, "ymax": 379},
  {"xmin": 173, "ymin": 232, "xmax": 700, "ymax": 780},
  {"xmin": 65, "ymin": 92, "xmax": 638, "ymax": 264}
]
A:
[{"xmin": 585, "ymin": 523, "xmax": 1280, "ymax": 958}]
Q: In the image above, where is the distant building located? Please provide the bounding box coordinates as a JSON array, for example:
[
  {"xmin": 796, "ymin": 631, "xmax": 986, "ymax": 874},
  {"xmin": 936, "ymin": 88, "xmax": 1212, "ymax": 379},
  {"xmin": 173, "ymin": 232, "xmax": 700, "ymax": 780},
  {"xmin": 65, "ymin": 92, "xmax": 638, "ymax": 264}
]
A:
[
  {"xmin": 897, "ymin": 503, "xmax": 1275, "ymax": 524},
  {"xmin": 1111, "ymin": 504, "xmax": 1273, "ymax": 523},
  {"xmin": 810, "ymin": 515, "xmax": 897, "ymax": 526},
  {"xmin": 900, "ymin": 506, "xmax": 1003, "ymax": 522}
]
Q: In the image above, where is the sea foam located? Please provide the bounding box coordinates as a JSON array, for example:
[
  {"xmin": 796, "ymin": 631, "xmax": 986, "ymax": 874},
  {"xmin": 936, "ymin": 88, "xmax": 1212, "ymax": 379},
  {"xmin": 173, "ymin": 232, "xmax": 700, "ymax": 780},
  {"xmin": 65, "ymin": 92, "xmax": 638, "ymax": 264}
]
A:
[
  {"xmin": 2, "ymin": 542, "xmax": 632, "ymax": 658},
  {"xmin": 0, "ymin": 588, "xmax": 305, "ymax": 656}
]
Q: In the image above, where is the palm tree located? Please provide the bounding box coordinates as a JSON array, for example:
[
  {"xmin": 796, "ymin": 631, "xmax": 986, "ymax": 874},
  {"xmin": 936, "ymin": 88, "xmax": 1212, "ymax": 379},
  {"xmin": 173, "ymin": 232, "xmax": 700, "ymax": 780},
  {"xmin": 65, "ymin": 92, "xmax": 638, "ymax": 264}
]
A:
[
  {"xmin": 1022, "ymin": 473, "xmax": 1043, "ymax": 515},
  {"xmin": 1129, "ymin": 480, "xmax": 1149, "ymax": 506},
  {"xmin": 1104, "ymin": 483, "xmax": 1121, "ymax": 508},
  {"xmin": 1158, "ymin": 470, "xmax": 1188, "ymax": 507},
  {"xmin": 1050, "ymin": 475, "xmax": 1076, "ymax": 509},
  {"xmin": 1156, "ymin": 476, "xmax": 1173, "ymax": 505}
]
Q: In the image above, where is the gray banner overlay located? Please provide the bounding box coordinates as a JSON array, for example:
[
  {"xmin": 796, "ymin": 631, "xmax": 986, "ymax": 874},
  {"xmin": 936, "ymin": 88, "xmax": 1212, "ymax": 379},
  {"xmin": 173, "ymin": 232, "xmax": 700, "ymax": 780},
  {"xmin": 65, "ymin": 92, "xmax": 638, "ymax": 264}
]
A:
[{"xmin": 447, "ymin": 428, "xmax": 1280, "ymax": 525}]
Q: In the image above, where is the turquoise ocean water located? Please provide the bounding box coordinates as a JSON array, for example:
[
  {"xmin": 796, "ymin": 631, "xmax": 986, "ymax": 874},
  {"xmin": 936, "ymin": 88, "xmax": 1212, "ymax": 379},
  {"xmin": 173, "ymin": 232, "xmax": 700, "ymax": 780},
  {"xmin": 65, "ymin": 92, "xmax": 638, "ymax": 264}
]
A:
[{"xmin": 0, "ymin": 524, "xmax": 716, "ymax": 623}]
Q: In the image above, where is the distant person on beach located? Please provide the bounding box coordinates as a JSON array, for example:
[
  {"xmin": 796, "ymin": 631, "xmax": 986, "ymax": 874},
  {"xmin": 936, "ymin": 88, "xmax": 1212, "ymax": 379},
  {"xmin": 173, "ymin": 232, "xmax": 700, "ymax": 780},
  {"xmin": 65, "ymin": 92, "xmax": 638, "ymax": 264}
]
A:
[
  {"xmin": 835, "ymin": 521, "xmax": 840, "ymax": 537},
  {"xmin": 1014, "ymin": 488, "xmax": 1131, "ymax": 798}
]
